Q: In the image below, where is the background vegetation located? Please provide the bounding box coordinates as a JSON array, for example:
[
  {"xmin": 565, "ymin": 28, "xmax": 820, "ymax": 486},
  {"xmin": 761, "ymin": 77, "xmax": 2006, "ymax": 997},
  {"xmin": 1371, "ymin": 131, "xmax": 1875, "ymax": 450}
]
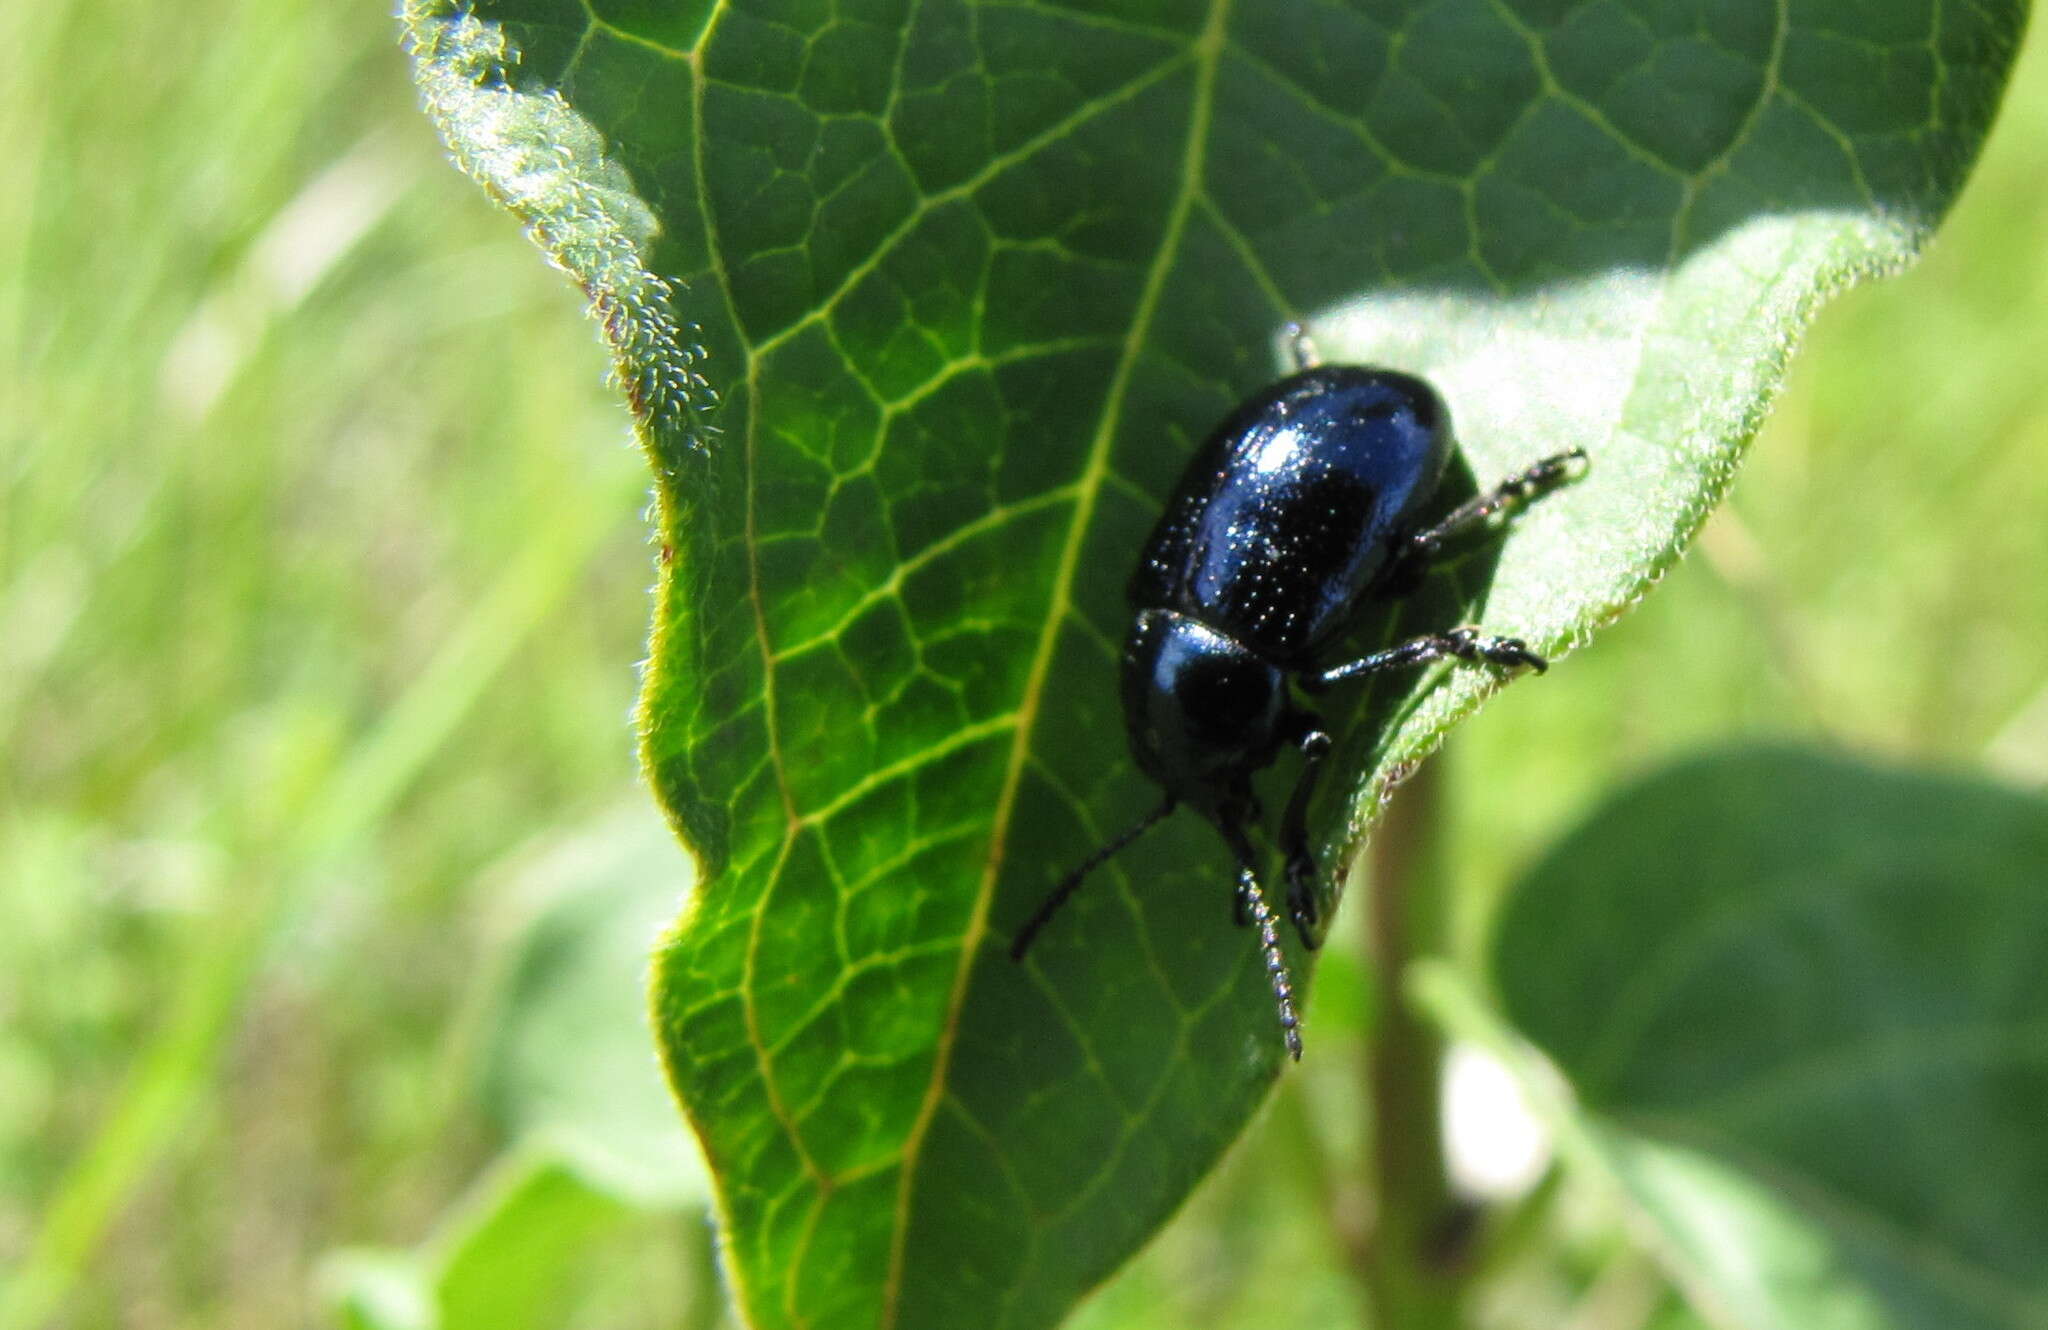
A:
[{"xmin": 4, "ymin": 1, "xmax": 2046, "ymax": 1328}]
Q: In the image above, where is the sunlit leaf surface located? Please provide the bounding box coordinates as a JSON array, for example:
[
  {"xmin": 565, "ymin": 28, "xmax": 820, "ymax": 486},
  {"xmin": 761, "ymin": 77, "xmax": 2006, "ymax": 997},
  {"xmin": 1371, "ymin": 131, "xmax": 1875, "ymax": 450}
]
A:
[{"xmin": 404, "ymin": 4, "xmax": 2021, "ymax": 1326}]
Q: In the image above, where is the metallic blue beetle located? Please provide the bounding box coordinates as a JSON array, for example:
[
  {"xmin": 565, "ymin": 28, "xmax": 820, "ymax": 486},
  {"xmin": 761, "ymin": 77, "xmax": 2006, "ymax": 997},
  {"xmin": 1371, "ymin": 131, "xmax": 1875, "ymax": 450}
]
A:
[{"xmin": 1010, "ymin": 329, "xmax": 1584, "ymax": 1059}]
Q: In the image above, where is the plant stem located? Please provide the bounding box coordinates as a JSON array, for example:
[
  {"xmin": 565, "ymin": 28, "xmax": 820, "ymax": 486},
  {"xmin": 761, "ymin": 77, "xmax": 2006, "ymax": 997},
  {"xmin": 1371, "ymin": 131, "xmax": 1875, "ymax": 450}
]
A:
[{"xmin": 1360, "ymin": 757, "xmax": 1464, "ymax": 1329}]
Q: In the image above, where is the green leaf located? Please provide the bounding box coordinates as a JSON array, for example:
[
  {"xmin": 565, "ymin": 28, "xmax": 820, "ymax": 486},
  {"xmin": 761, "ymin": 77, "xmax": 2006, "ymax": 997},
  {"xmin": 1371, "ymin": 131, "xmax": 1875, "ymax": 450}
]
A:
[
  {"xmin": 402, "ymin": 5, "xmax": 2023, "ymax": 1327},
  {"xmin": 325, "ymin": 1153, "xmax": 636, "ymax": 1330},
  {"xmin": 325, "ymin": 808, "xmax": 722, "ymax": 1330},
  {"xmin": 479, "ymin": 806, "xmax": 710, "ymax": 1207},
  {"xmin": 1485, "ymin": 748, "xmax": 2048, "ymax": 1330}
]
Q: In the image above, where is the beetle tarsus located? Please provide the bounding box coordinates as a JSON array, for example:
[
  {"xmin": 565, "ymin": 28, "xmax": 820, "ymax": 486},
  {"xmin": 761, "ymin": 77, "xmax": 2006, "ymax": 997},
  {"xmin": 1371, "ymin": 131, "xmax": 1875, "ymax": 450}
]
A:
[
  {"xmin": 1467, "ymin": 630, "xmax": 1547, "ymax": 673},
  {"xmin": 1315, "ymin": 626, "xmax": 1548, "ymax": 687}
]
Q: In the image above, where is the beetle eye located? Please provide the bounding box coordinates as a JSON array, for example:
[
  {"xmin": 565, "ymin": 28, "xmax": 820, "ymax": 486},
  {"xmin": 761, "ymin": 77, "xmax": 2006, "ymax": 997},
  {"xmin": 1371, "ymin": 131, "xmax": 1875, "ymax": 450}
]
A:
[{"xmin": 1177, "ymin": 656, "xmax": 1280, "ymax": 748}]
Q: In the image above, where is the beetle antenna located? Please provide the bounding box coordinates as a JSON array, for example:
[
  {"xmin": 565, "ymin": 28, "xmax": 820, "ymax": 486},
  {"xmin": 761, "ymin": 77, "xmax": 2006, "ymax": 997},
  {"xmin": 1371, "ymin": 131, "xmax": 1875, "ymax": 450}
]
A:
[
  {"xmin": 1236, "ymin": 865, "xmax": 1304, "ymax": 1059},
  {"xmin": 1010, "ymin": 798, "xmax": 1176, "ymax": 961}
]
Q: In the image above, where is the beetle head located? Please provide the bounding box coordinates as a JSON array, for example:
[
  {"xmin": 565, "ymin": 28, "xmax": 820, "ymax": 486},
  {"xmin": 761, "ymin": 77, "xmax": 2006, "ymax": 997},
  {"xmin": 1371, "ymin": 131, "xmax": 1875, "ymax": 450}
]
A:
[{"xmin": 1122, "ymin": 609, "xmax": 1287, "ymax": 814}]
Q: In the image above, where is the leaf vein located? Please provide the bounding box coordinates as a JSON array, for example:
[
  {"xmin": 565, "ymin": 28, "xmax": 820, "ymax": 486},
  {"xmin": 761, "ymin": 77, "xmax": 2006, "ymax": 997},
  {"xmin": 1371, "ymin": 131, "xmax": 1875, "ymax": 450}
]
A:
[{"xmin": 877, "ymin": 0, "xmax": 1238, "ymax": 1321}]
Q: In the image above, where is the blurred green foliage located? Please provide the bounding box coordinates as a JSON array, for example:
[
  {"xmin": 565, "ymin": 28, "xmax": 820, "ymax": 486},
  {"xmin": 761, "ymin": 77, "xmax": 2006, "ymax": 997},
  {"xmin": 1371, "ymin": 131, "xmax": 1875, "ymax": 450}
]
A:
[
  {"xmin": 1485, "ymin": 749, "xmax": 2048, "ymax": 1329},
  {"xmin": 3, "ymin": 0, "xmax": 2046, "ymax": 1327}
]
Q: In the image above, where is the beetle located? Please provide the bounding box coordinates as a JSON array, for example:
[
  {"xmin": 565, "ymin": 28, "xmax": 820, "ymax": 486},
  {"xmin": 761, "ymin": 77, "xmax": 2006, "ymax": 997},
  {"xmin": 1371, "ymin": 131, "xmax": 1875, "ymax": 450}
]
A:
[{"xmin": 1009, "ymin": 326, "xmax": 1584, "ymax": 1059}]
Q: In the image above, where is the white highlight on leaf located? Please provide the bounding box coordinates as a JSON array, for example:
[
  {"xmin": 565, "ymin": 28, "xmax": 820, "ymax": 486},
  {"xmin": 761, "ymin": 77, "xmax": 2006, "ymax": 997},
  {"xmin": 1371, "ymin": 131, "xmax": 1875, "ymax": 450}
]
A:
[
  {"xmin": 1301, "ymin": 209, "xmax": 1921, "ymax": 861},
  {"xmin": 403, "ymin": 6, "xmax": 718, "ymax": 467}
]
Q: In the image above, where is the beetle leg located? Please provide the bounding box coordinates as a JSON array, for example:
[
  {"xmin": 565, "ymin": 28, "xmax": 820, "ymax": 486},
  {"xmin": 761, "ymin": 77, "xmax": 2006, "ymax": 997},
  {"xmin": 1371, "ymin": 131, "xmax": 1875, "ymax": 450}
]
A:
[
  {"xmin": 1278, "ymin": 722, "xmax": 1332, "ymax": 949},
  {"xmin": 1396, "ymin": 447, "xmax": 1588, "ymax": 577},
  {"xmin": 1315, "ymin": 627, "xmax": 1547, "ymax": 688},
  {"xmin": 1218, "ymin": 794, "xmax": 1260, "ymax": 929}
]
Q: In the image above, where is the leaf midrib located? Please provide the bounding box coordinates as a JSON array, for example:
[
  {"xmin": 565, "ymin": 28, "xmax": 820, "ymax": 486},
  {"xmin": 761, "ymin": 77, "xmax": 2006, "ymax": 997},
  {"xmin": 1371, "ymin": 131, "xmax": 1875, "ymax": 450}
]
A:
[{"xmin": 874, "ymin": 1, "xmax": 1238, "ymax": 1322}]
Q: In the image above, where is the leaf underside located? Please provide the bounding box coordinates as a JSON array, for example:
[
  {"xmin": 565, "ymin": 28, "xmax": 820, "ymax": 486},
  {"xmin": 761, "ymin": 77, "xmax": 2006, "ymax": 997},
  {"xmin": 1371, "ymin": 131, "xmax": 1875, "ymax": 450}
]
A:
[
  {"xmin": 1489, "ymin": 748, "xmax": 2048, "ymax": 1330},
  {"xmin": 403, "ymin": 3, "xmax": 2022, "ymax": 1328}
]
